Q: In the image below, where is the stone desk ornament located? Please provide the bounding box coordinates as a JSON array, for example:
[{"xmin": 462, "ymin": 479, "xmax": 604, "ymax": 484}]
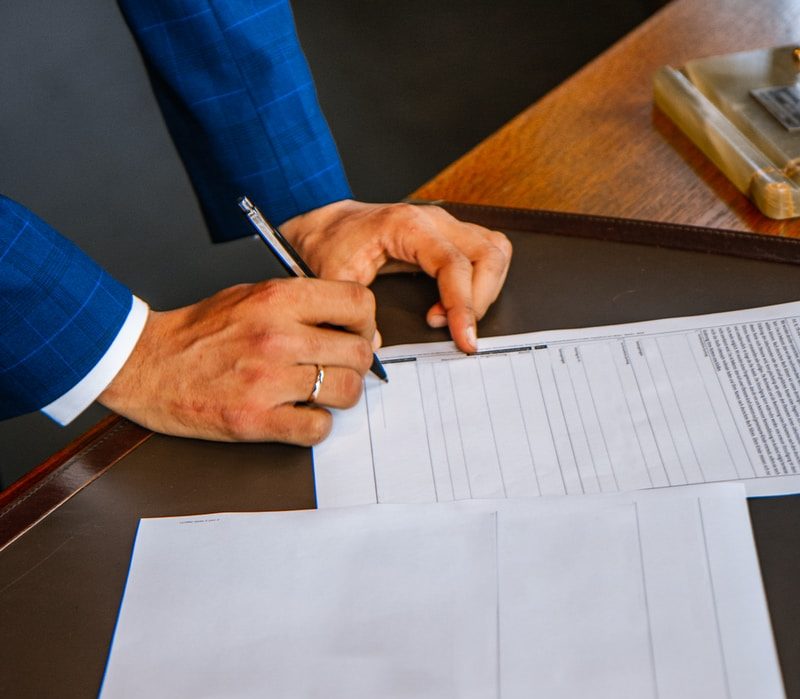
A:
[{"xmin": 655, "ymin": 44, "xmax": 800, "ymax": 219}]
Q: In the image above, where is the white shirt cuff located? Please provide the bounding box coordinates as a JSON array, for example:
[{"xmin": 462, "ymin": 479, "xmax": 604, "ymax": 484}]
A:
[{"xmin": 42, "ymin": 296, "xmax": 150, "ymax": 425}]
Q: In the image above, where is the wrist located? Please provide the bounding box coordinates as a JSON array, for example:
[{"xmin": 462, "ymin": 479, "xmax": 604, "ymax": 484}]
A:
[
  {"xmin": 280, "ymin": 198, "xmax": 356, "ymax": 240},
  {"xmin": 97, "ymin": 307, "xmax": 164, "ymax": 418},
  {"xmin": 42, "ymin": 296, "xmax": 150, "ymax": 425}
]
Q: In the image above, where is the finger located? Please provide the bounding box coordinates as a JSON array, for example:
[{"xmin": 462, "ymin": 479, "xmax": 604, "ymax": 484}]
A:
[
  {"xmin": 284, "ymin": 278, "xmax": 377, "ymax": 341},
  {"xmin": 291, "ymin": 364, "xmax": 365, "ymax": 409},
  {"xmin": 212, "ymin": 392, "xmax": 333, "ymax": 444},
  {"xmin": 291, "ymin": 325, "xmax": 375, "ymax": 374},
  {"xmin": 434, "ymin": 221, "xmax": 511, "ymax": 318},
  {"xmin": 441, "ymin": 292, "xmax": 477, "ymax": 354},
  {"xmin": 265, "ymin": 403, "xmax": 333, "ymax": 446},
  {"xmin": 229, "ymin": 360, "xmax": 365, "ymax": 424},
  {"xmin": 392, "ymin": 213, "xmax": 510, "ymax": 351},
  {"xmin": 410, "ymin": 236, "xmax": 477, "ymax": 352},
  {"xmin": 426, "ymin": 253, "xmax": 508, "ymax": 329},
  {"xmin": 426, "ymin": 227, "xmax": 510, "ymax": 328},
  {"xmin": 469, "ymin": 237, "xmax": 512, "ymax": 318}
]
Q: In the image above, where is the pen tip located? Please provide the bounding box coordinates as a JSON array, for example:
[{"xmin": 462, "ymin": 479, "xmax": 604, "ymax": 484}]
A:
[{"xmin": 371, "ymin": 357, "xmax": 388, "ymax": 383}]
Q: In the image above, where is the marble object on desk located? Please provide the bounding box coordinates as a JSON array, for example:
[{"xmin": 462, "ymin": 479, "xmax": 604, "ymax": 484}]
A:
[{"xmin": 654, "ymin": 45, "xmax": 800, "ymax": 219}]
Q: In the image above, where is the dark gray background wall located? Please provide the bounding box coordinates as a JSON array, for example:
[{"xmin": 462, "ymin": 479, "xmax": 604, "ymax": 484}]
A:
[{"xmin": 0, "ymin": 0, "xmax": 666, "ymax": 487}]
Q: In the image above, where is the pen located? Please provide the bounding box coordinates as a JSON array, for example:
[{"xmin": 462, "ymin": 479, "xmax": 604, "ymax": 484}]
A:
[{"xmin": 238, "ymin": 196, "xmax": 388, "ymax": 383}]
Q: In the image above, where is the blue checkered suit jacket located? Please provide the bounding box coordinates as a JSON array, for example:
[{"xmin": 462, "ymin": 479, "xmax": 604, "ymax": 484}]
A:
[{"xmin": 0, "ymin": 0, "xmax": 351, "ymax": 420}]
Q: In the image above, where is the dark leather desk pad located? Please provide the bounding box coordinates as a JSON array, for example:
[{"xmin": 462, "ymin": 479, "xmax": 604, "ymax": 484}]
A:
[{"xmin": 1, "ymin": 213, "xmax": 799, "ymax": 697}]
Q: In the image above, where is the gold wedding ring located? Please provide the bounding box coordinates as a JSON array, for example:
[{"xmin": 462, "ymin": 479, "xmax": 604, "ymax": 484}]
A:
[{"xmin": 307, "ymin": 365, "xmax": 325, "ymax": 404}]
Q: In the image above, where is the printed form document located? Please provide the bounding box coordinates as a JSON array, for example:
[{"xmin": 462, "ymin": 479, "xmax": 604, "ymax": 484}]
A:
[
  {"xmin": 314, "ymin": 301, "xmax": 800, "ymax": 507},
  {"xmin": 100, "ymin": 486, "xmax": 784, "ymax": 699}
]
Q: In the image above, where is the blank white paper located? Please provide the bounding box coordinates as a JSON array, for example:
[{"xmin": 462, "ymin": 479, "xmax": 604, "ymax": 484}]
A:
[
  {"xmin": 314, "ymin": 301, "xmax": 800, "ymax": 508},
  {"xmin": 99, "ymin": 508, "xmax": 499, "ymax": 699}
]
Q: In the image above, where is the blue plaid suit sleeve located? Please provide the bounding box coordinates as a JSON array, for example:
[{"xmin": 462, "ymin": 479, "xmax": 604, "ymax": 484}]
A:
[
  {"xmin": 1, "ymin": 0, "xmax": 348, "ymax": 420},
  {"xmin": 117, "ymin": 0, "xmax": 353, "ymax": 242},
  {"xmin": 0, "ymin": 196, "xmax": 133, "ymax": 419}
]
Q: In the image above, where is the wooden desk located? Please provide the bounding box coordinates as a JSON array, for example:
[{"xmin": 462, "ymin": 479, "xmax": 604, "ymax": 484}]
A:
[
  {"xmin": 2, "ymin": 0, "xmax": 799, "ymax": 696},
  {"xmin": 414, "ymin": 0, "xmax": 800, "ymax": 236}
]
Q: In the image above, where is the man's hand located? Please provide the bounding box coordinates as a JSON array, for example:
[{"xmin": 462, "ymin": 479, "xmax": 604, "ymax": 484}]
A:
[
  {"xmin": 280, "ymin": 200, "xmax": 512, "ymax": 353},
  {"xmin": 99, "ymin": 278, "xmax": 377, "ymax": 445}
]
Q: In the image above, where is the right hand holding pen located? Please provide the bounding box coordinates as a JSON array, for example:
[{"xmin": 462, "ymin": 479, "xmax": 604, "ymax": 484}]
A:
[{"xmin": 98, "ymin": 278, "xmax": 378, "ymax": 445}]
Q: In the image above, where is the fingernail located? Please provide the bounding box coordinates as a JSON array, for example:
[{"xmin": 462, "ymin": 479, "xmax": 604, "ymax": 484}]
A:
[
  {"xmin": 466, "ymin": 325, "xmax": 477, "ymax": 350},
  {"xmin": 428, "ymin": 314, "xmax": 447, "ymax": 328},
  {"xmin": 372, "ymin": 329, "xmax": 383, "ymax": 350}
]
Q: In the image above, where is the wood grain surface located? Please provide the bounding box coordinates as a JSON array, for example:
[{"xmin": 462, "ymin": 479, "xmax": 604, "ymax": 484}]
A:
[{"xmin": 413, "ymin": 0, "xmax": 800, "ymax": 235}]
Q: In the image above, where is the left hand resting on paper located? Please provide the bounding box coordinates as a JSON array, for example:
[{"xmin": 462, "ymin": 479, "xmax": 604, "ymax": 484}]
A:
[{"xmin": 280, "ymin": 200, "xmax": 512, "ymax": 354}]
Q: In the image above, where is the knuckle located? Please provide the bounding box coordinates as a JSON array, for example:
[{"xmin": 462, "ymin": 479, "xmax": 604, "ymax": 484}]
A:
[
  {"xmin": 258, "ymin": 277, "xmax": 283, "ymax": 297},
  {"xmin": 356, "ymin": 338, "xmax": 374, "ymax": 370},
  {"xmin": 252, "ymin": 278, "xmax": 290, "ymax": 307},
  {"xmin": 363, "ymin": 288, "xmax": 377, "ymax": 316},
  {"xmin": 447, "ymin": 250, "xmax": 472, "ymax": 271},
  {"xmin": 385, "ymin": 203, "xmax": 432, "ymax": 235},
  {"xmin": 387, "ymin": 202, "xmax": 420, "ymax": 222},
  {"xmin": 490, "ymin": 230, "xmax": 513, "ymax": 259},
  {"xmin": 339, "ymin": 369, "xmax": 365, "ymax": 407},
  {"xmin": 459, "ymin": 302, "xmax": 477, "ymax": 318},
  {"xmin": 258, "ymin": 277, "xmax": 314, "ymax": 305},
  {"xmin": 219, "ymin": 404, "xmax": 259, "ymax": 441},
  {"xmin": 254, "ymin": 329, "xmax": 293, "ymax": 357},
  {"xmin": 484, "ymin": 245, "xmax": 508, "ymax": 271},
  {"xmin": 221, "ymin": 282, "xmax": 251, "ymax": 299},
  {"xmin": 346, "ymin": 282, "xmax": 375, "ymax": 313}
]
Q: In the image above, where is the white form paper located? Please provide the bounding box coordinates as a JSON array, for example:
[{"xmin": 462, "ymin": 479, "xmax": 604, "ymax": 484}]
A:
[
  {"xmin": 100, "ymin": 485, "xmax": 784, "ymax": 699},
  {"xmin": 314, "ymin": 301, "xmax": 800, "ymax": 508},
  {"xmin": 99, "ymin": 508, "xmax": 499, "ymax": 699}
]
